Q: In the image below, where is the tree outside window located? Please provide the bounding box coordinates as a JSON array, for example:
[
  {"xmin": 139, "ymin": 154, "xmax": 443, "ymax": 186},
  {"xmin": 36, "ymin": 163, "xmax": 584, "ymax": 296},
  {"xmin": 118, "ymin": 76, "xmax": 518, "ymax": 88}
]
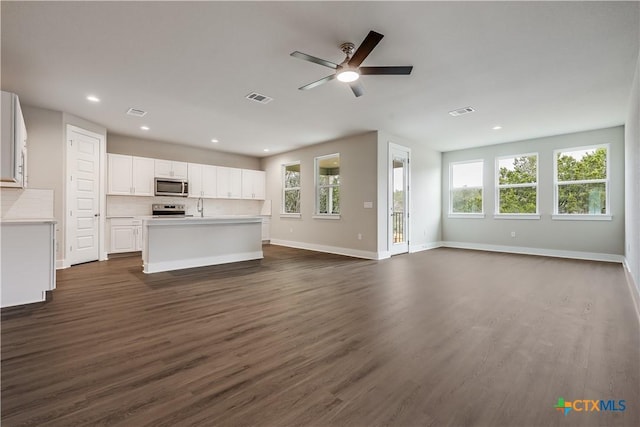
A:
[
  {"xmin": 315, "ymin": 154, "xmax": 340, "ymax": 215},
  {"xmin": 555, "ymin": 146, "xmax": 608, "ymax": 215},
  {"xmin": 450, "ymin": 160, "xmax": 483, "ymax": 214},
  {"xmin": 282, "ymin": 162, "xmax": 300, "ymax": 214},
  {"xmin": 496, "ymin": 154, "xmax": 538, "ymax": 214}
]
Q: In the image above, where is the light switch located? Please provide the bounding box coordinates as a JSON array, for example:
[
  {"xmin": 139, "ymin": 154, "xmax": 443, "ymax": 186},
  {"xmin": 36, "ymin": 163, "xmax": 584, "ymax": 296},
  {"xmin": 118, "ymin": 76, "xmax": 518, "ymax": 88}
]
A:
[{"xmin": 363, "ymin": 201, "xmax": 373, "ymax": 209}]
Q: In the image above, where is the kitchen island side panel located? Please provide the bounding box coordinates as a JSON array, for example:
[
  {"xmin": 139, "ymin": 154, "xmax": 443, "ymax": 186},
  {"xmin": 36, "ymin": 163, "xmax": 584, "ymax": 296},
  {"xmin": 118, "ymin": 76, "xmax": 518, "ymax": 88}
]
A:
[{"xmin": 142, "ymin": 217, "xmax": 262, "ymax": 273}]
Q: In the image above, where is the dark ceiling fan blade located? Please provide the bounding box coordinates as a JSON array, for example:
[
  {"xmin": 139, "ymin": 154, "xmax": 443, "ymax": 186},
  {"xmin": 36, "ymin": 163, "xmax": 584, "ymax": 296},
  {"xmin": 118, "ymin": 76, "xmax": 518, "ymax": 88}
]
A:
[
  {"xmin": 298, "ymin": 74, "xmax": 336, "ymax": 91},
  {"xmin": 349, "ymin": 81, "xmax": 364, "ymax": 97},
  {"xmin": 359, "ymin": 66, "xmax": 413, "ymax": 75},
  {"xmin": 348, "ymin": 30, "xmax": 384, "ymax": 67},
  {"xmin": 290, "ymin": 51, "xmax": 338, "ymax": 69}
]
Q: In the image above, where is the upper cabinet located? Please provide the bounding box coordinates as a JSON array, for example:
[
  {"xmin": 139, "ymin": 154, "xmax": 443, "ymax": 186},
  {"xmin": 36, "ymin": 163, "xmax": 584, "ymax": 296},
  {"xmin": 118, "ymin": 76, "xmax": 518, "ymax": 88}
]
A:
[
  {"xmin": 154, "ymin": 159, "xmax": 187, "ymax": 179},
  {"xmin": 108, "ymin": 153, "xmax": 264, "ymax": 201},
  {"xmin": 217, "ymin": 166, "xmax": 242, "ymax": 199},
  {"xmin": 108, "ymin": 154, "xmax": 154, "ymax": 196},
  {"xmin": 1, "ymin": 91, "xmax": 27, "ymax": 188},
  {"xmin": 241, "ymin": 169, "xmax": 266, "ymax": 200},
  {"xmin": 188, "ymin": 163, "xmax": 217, "ymax": 198}
]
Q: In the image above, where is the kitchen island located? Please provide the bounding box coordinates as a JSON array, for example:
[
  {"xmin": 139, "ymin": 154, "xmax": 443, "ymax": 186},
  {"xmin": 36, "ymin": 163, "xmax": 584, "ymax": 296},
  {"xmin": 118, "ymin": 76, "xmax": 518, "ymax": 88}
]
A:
[{"xmin": 142, "ymin": 216, "xmax": 263, "ymax": 274}]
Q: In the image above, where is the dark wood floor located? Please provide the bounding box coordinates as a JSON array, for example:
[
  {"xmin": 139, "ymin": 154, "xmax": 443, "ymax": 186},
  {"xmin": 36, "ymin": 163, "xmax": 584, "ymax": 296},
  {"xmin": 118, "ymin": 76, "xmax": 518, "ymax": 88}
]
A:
[{"xmin": 2, "ymin": 245, "xmax": 639, "ymax": 426}]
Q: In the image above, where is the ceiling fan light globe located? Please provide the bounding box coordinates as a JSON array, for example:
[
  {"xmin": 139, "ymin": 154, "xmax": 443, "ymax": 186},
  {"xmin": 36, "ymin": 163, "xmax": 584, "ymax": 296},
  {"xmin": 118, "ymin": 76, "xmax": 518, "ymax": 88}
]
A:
[{"xmin": 337, "ymin": 70, "xmax": 360, "ymax": 83}]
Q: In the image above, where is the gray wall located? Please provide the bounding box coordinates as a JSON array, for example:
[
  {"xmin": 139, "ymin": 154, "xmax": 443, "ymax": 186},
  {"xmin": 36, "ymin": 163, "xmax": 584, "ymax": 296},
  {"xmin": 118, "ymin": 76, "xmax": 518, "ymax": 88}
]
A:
[
  {"xmin": 441, "ymin": 126, "xmax": 625, "ymax": 256},
  {"xmin": 625, "ymin": 51, "xmax": 640, "ymax": 292},
  {"xmin": 261, "ymin": 132, "xmax": 379, "ymax": 256},
  {"xmin": 108, "ymin": 134, "xmax": 260, "ymax": 170},
  {"xmin": 21, "ymin": 105, "xmax": 64, "ymax": 258},
  {"xmin": 376, "ymin": 131, "xmax": 442, "ymax": 255}
]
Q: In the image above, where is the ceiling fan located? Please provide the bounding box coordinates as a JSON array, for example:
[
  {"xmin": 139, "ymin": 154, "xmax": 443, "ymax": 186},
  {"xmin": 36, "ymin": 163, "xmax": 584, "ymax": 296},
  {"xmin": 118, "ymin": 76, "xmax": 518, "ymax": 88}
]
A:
[{"xmin": 290, "ymin": 30, "xmax": 413, "ymax": 97}]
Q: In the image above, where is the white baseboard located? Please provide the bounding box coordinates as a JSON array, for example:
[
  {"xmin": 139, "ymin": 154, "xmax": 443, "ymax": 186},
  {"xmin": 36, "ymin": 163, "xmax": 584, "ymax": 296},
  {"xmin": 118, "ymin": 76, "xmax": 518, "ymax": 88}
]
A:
[
  {"xmin": 269, "ymin": 239, "xmax": 380, "ymax": 260},
  {"xmin": 441, "ymin": 241, "xmax": 624, "ymax": 263},
  {"xmin": 377, "ymin": 251, "xmax": 391, "ymax": 260},
  {"xmin": 55, "ymin": 259, "xmax": 67, "ymax": 270},
  {"xmin": 409, "ymin": 241, "xmax": 444, "ymax": 253},
  {"xmin": 143, "ymin": 250, "xmax": 263, "ymax": 274}
]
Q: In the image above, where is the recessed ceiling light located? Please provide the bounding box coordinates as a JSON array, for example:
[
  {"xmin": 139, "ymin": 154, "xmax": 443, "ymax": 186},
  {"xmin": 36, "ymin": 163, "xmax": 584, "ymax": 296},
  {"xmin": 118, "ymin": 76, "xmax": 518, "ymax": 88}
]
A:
[
  {"xmin": 86, "ymin": 95, "xmax": 100, "ymax": 103},
  {"xmin": 263, "ymin": 148, "xmax": 270, "ymax": 152},
  {"xmin": 492, "ymin": 125, "xmax": 502, "ymax": 130},
  {"xmin": 211, "ymin": 139, "xmax": 219, "ymax": 143},
  {"xmin": 140, "ymin": 126, "xmax": 150, "ymax": 131}
]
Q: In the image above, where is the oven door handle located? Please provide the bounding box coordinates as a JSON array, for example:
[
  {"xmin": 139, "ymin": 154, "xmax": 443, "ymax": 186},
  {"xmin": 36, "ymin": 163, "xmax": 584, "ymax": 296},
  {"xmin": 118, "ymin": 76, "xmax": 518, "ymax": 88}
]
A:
[{"xmin": 181, "ymin": 181, "xmax": 185, "ymax": 195}]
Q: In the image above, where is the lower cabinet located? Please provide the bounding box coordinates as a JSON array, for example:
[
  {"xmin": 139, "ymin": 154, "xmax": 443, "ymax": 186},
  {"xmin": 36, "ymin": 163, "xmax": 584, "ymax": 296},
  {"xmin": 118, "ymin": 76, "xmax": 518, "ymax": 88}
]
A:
[
  {"xmin": 109, "ymin": 218, "xmax": 142, "ymax": 253},
  {"xmin": 1, "ymin": 221, "xmax": 56, "ymax": 307}
]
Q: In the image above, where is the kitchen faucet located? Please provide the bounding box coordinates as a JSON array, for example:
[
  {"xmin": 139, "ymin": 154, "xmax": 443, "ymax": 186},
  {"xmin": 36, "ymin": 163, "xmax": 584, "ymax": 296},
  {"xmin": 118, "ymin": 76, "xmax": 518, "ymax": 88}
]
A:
[{"xmin": 197, "ymin": 197, "xmax": 204, "ymax": 217}]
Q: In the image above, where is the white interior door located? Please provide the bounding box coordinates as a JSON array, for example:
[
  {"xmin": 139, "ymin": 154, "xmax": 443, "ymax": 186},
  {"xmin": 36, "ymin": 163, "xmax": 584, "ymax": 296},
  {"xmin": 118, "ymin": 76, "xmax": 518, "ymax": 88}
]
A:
[
  {"xmin": 68, "ymin": 129, "xmax": 100, "ymax": 265},
  {"xmin": 389, "ymin": 145, "xmax": 410, "ymax": 255}
]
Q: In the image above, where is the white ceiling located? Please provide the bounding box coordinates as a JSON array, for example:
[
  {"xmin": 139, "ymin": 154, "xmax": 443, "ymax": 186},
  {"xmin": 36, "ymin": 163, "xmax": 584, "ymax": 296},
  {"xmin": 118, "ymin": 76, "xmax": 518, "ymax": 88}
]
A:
[{"xmin": 2, "ymin": 1, "xmax": 638, "ymax": 157}]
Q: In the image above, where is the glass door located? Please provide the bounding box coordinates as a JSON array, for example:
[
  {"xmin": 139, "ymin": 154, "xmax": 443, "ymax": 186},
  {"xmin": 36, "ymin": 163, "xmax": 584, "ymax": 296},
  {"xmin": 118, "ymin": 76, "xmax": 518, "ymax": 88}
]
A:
[{"xmin": 389, "ymin": 145, "xmax": 410, "ymax": 255}]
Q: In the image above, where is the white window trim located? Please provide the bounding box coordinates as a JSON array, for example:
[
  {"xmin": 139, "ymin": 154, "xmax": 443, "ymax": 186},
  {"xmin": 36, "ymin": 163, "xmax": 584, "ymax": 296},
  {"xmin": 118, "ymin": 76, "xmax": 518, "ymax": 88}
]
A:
[
  {"xmin": 315, "ymin": 153, "xmax": 340, "ymax": 217},
  {"xmin": 494, "ymin": 214, "xmax": 541, "ymax": 220},
  {"xmin": 280, "ymin": 213, "xmax": 302, "ymax": 219},
  {"xmin": 281, "ymin": 161, "xmax": 301, "ymax": 215},
  {"xmin": 553, "ymin": 144, "xmax": 610, "ymax": 219},
  {"xmin": 448, "ymin": 213, "xmax": 485, "ymax": 219},
  {"xmin": 312, "ymin": 214, "xmax": 341, "ymax": 220},
  {"xmin": 494, "ymin": 152, "xmax": 539, "ymax": 217},
  {"xmin": 449, "ymin": 159, "xmax": 484, "ymax": 215}
]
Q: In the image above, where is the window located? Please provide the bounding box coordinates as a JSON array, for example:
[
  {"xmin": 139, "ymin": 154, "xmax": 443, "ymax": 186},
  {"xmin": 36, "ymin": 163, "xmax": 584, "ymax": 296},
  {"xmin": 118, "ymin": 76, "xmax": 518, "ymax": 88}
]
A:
[
  {"xmin": 495, "ymin": 153, "xmax": 538, "ymax": 217},
  {"xmin": 449, "ymin": 160, "xmax": 483, "ymax": 216},
  {"xmin": 282, "ymin": 162, "xmax": 301, "ymax": 215},
  {"xmin": 554, "ymin": 145, "xmax": 609, "ymax": 218},
  {"xmin": 315, "ymin": 153, "xmax": 340, "ymax": 216}
]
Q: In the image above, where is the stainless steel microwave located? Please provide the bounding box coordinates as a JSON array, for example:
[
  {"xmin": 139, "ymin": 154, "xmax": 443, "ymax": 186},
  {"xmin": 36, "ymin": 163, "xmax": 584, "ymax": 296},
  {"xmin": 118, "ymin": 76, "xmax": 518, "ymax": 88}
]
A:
[{"xmin": 154, "ymin": 177, "xmax": 188, "ymax": 197}]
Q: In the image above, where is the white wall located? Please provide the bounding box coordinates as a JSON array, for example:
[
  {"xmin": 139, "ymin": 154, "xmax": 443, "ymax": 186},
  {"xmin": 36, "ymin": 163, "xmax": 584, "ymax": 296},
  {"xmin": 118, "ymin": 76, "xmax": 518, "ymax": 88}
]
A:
[
  {"xmin": 261, "ymin": 132, "xmax": 379, "ymax": 258},
  {"xmin": 441, "ymin": 126, "xmax": 625, "ymax": 259},
  {"xmin": 108, "ymin": 134, "xmax": 260, "ymax": 170},
  {"xmin": 625, "ymin": 50, "xmax": 640, "ymax": 294},
  {"xmin": 376, "ymin": 131, "xmax": 442, "ymax": 256}
]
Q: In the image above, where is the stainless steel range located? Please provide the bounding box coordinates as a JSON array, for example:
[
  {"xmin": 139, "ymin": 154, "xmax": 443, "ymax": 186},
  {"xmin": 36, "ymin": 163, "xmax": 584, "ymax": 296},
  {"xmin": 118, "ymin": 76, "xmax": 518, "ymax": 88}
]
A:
[{"xmin": 152, "ymin": 204, "xmax": 193, "ymax": 217}]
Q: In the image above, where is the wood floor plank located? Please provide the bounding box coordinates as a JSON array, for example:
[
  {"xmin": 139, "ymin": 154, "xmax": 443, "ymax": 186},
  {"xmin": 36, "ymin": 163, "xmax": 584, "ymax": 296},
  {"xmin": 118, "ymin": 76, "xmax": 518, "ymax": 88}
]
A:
[{"xmin": 2, "ymin": 246, "xmax": 638, "ymax": 426}]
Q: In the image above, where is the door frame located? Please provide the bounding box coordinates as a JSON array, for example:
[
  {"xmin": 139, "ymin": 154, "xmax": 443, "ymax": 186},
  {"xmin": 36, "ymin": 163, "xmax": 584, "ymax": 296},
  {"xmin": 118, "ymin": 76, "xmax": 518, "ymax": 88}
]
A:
[
  {"xmin": 64, "ymin": 124, "xmax": 107, "ymax": 268},
  {"xmin": 388, "ymin": 142, "xmax": 411, "ymax": 255}
]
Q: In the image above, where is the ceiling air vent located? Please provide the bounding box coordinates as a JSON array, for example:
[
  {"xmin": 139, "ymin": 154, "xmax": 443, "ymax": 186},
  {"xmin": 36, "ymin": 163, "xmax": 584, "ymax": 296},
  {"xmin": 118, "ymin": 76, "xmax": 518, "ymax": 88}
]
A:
[
  {"xmin": 245, "ymin": 92, "xmax": 273, "ymax": 104},
  {"xmin": 126, "ymin": 107, "xmax": 148, "ymax": 117},
  {"xmin": 448, "ymin": 106, "xmax": 475, "ymax": 117}
]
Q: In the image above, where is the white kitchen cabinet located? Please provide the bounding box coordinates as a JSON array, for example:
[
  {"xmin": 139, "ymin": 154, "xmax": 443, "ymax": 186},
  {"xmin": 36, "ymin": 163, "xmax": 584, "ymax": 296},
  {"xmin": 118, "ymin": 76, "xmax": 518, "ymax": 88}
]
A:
[
  {"xmin": 188, "ymin": 163, "xmax": 217, "ymax": 198},
  {"xmin": 155, "ymin": 159, "xmax": 188, "ymax": 179},
  {"xmin": 1, "ymin": 91, "xmax": 27, "ymax": 188},
  {"xmin": 108, "ymin": 154, "xmax": 154, "ymax": 196},
  {"xmin": 1, "ymin": 220, "xmax": 56, "ymax": 307},
  {"xmin": 242, "ymin": 169, "xmax": 266, "ymax": 200},
  {"xmin": 109, "ymin": 218, "xmax": 142, "ymax": 253},
  {"xmin": 216, "ymin": 166, "xmax": 242, "ymax": 199},
  {"xmin": 132, "ymin": 157, "xmax": 155, "ymax": 196}
]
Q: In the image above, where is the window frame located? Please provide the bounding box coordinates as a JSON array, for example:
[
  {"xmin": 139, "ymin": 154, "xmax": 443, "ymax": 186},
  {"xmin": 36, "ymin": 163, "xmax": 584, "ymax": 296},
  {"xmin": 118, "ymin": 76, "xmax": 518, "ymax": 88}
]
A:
[
  {"xmin": 281, "ymin": 161, "xmax": 301, "ymax": 217},
  {"xmin": 448, "ymin": 159, "xmax": 485, "ymax": 218},
  {"xmin": 494, "ymin": 152, "xmax": 540, "ymax": 220},
  {"xmin": 314, "ymin": 153, "xmax": 341, "ymax": 219},
  {"xmin": 552, "ymin": 144, "xmax": 611, "ymax": 221}
]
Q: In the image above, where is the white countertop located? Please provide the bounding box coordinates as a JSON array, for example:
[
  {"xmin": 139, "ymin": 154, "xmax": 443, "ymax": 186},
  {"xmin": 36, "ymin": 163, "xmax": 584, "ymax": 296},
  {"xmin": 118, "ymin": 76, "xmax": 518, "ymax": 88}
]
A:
[
  {"xmin": 143, "ymin": 215, "xmax": 263, "ymax": 226},
  {"xmin": 0, "ymin": 218, "xmax": 57, "ymax": 224}
]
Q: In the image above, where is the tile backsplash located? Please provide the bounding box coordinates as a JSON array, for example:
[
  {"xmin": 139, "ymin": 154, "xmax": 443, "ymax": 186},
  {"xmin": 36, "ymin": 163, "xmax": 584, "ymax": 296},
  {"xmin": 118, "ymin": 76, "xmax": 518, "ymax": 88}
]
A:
[
  {"xmin": 1, "ymin": 188, "xmax": 54, "ymax": 219},
  {"xmin": 107, "ymin": 196, "xmax": 266, "ymax": 217}
]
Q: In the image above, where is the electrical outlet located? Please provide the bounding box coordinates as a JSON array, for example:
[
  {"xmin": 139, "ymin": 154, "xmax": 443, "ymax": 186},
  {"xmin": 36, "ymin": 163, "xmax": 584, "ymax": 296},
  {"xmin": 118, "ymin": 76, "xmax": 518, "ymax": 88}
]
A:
[
  {"xmin": 357, "ymin": 233, "xmax": 362, "ymax": 240},
  {"xmin": 510, "ymin": 231, "xmax": 516, "ymax": 238},
  {"xmin": 289, "ymin": 227, "xmax": 293, "ymax": 233}
]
